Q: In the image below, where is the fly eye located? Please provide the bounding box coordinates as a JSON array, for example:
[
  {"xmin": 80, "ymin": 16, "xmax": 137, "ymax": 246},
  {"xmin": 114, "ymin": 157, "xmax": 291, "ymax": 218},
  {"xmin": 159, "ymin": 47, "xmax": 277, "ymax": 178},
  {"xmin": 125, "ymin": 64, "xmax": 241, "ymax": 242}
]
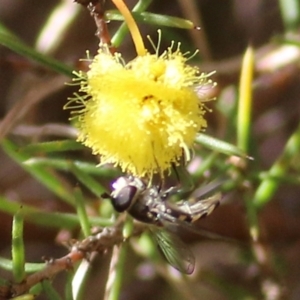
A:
[{"xmin": 111, "ymin": 185, "xmax": 138, "ymax": 212}]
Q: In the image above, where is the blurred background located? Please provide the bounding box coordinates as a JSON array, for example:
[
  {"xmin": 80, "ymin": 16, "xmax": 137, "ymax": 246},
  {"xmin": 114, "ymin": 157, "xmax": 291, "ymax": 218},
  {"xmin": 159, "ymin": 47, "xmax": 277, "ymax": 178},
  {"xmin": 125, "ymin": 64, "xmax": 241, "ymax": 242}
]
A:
[{"xmin": 1, "ymin": 0, "xmax": 300, "ymax": 299}]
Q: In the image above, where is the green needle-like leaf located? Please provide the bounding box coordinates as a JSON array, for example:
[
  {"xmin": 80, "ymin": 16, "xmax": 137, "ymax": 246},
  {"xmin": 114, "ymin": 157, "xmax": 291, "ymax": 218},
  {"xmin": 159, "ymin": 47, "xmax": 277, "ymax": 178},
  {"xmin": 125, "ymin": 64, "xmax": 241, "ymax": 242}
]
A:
[
  {"xmin": 74, "ymin": 188, "xmax": 91, "ymax": 237},
  {"xmin": 237, "ymin": 46, "xmax": 254, "ymax": 153},
  {"xmin": 20, "ymin": 140, "xmax": 84, "ymax": 155},
  {"xmin": 0, "ymin": 256, "xmax": 45, "ymax": 273},
  {"xmin": 195, "ymin": 133, "xmax": 251, "ymax": 159},
  {"xmin": 0, "ymin": 22, "xmax": 73, "ymax": 76},
  {"xmin": 12, "ymin": 211, "xmax": 26, "ymax": 283},
  {"xmin": 42, "ymin": 280, "xmax": 63, "ymax": 300},
  {"xmin": 107, "ymin": 10, "xmax": 194, "ymax": 29},
  {"xmin": 0, "ymin": 195, "xmax": 113, "ymax": 229},
  {"xmin": 24, "ymin": 157, "xmax": 119, "ymax": 177},
  {"xmin": 71, "ymin": 164, "xmax": 108, "ymax": 196},
  {"xmin": 2, "ymin": 139, "xmax": 75, "ymax": 205}
]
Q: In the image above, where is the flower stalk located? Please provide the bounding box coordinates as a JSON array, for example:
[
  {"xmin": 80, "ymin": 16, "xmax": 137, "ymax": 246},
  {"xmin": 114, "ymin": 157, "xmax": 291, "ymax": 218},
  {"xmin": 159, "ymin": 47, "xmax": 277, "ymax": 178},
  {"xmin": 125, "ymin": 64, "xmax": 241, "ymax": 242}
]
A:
[{"xmin": 110, "ymin": 0, "xmax": 146, "ymax": 56}]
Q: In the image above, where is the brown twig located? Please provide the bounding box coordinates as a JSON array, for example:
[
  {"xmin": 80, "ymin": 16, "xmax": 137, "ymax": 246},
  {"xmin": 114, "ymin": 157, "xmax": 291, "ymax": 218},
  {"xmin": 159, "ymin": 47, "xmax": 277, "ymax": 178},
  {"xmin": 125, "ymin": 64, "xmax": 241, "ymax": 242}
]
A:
[
  {"xmin": 12, "ymin": 123, "xmax": 78, "ymax": 139},
  {"xmin": 0, "ymin": 223, "xmax": 146, "ymax": 299},
  {"xmin": 1, "ymin": 226, "xmax": 122, "ymax": 298},
  {"xmin": 75, "ymin": 0, "xmax": 116, "ymax": 53}
]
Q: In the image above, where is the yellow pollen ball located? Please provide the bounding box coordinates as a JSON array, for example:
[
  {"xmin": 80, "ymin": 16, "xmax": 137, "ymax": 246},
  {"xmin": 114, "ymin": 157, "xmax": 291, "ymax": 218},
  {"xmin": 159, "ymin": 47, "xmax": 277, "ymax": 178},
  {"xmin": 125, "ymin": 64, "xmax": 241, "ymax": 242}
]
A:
[{"xmin": 69, "ymin": 47, "xmax": 211, "ymax": 178}]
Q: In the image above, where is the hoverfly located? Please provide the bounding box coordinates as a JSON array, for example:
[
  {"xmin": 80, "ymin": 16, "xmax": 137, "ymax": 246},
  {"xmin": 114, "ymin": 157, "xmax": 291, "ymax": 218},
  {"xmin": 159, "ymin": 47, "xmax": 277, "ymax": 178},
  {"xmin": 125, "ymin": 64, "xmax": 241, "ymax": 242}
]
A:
[{"xmin": 104, "ymin": 176, "xmax": 221, "ymax": 274}]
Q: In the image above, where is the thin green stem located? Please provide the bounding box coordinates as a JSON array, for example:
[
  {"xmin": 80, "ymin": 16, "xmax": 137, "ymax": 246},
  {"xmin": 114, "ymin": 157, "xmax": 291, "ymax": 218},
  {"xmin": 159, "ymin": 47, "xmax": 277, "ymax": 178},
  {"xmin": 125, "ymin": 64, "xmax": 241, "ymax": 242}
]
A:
[
  {"xmin": 245, "ymin": 194, "xmax": 260, "ymax": 241},
  {"xmin": 278, "ymin": 0, "xmax": 300, "ymax": 31},
  {"xmin": 253, "ymin": 122, "xmax": 300, "ymax": 208},
  {"xmin": 0, "ymin": 256, "xmax": 45, "ymax": 273},
  {"xmin": 42, "ymin": 280, "xmax": 63, "ymax": 300}
]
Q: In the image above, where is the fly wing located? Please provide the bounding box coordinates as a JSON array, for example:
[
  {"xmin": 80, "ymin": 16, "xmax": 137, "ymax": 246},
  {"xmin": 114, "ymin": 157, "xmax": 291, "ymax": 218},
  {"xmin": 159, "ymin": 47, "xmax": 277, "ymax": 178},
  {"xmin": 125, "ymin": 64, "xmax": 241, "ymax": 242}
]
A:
[
  {"xmin": 151, "ymin": 227, "xmax": 195, "ymax": 274},
  {"xmin": 158, "ymin": 196, "xmax": 236, "ymax": 244},
  {"xmin": 187, "ymin": 192, "xmax": 221, "ymax": 221},
  {"xmin": 162, "ymin": 192, "xmax": 221, "ymax": 224}
]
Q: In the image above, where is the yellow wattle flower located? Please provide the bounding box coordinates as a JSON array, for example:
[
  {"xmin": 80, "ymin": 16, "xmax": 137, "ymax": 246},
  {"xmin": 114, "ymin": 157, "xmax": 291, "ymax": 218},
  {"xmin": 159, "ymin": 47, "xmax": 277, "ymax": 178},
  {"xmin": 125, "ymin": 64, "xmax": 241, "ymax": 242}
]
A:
[{"xmin": 66, "ymin": 44, "xmax": 214, "ymax": 178}]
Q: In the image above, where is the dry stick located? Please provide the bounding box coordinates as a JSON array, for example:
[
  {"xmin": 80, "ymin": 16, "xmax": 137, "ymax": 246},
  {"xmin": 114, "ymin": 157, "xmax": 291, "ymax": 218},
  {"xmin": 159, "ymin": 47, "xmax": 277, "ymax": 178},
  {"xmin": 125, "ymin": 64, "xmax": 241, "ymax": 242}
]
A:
[
  {"xmin": 12, "ymin": 123, "xmax": 78, "ymax": 139},
  {"xmin": 4, "ymin": 226, "xmax": 125, "ymax": 298},
  {"xmin": 0, "ymin": 75, "xmax": 66, "ymax": 142},
  {"xmin": 76, "ymin": 0, "xmax": 116, "ymax": 53},
  {"xmin": 89, "ymin": 2, "xmax": 115, "ymax": 50},
  {"xmin": 177, "ymin": 0, "xmax": 212, "ymax": 61}
]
